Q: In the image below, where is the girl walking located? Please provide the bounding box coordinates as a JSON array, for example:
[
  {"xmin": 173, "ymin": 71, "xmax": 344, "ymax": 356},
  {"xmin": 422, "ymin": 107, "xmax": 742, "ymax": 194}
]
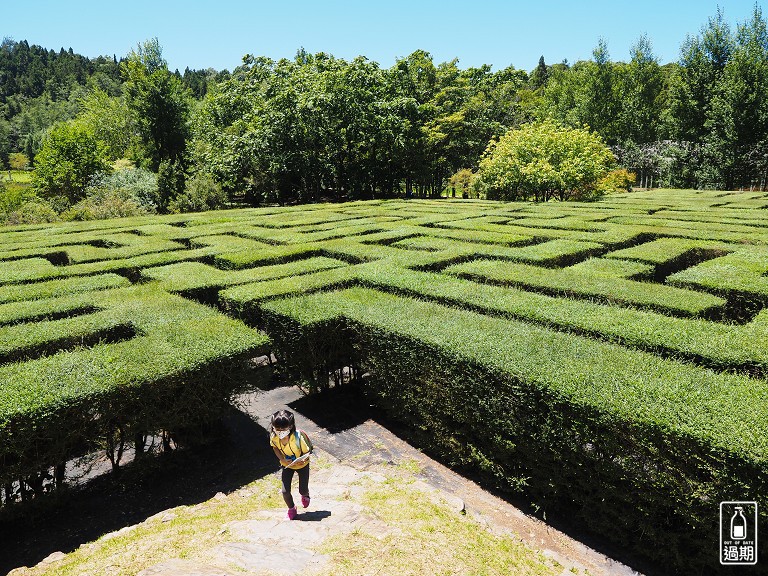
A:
[{"xmin": 269, "ymin": 410, "xmax": 314, "ymax": 520}]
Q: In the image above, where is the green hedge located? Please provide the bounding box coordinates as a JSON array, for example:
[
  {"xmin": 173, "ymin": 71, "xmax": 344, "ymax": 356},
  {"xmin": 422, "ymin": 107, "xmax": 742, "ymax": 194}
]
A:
[
  {"xmin": 221, "ymin": 261, "xmax": 768, "ymax": 374},
  {"xmin": 0, "ymin": 284, "xmax": 269, "ymax": 486},
  {"xmin": 446, "ymin": 258, "xmax": 726, "ymax": 316},
  {"xmin": 259, "ymin": 286, "xmax": 768, "ymax": 574},
  {"xmin": 392, "ymin": 236, "xmax": 604, "ymax": 266},
  {"xmin": 0, "ymin": 308, "xmax": 134, "ymax": 364},
  {"xmin": 61, "ymin": 233, "xmax": 185, "ymax": 264},
  {"xmin": 607, "ymin": 215, "xmax": 768, "ymax": 243},
  {"xmin": 668, "ymin": 246, "xmax": 768, "ymax": 298},
  {"xmin": 212, "ymin": 243, "xmax": 325, "ymax": 269},
  {"xmin": 142, "ymin": 256, "xmax": 348, "ymax": 293},
  {"xmin": 438, "ymin": 218, "xmax": 644, "ymax": 246},
  {"xmin": 0, "ymin": 273, "xmax": 131, "ymax": 303},
  {"xmin": 188, "ymin": 234, "xmax": 273, "ymax": 253},
  {"xmin": 0, "ymin": 292, "xmax": 98, "ymax": 327},
  {"xmin": 356, "ymin": 264, "xmax": 768, "ymax": 372},
  {"xmin": 4, "ymin": 195, "xmax": 768, "ymax": 572},
  {"xmin": 605, "ymin": 237, "xmax": 733, "ymax": 265},
  {"xmin": 221, "ymin": 265, "xmax": 360, "ymax": 324},
  {"xmin": 263, "ymin": 224, "xmax": 387, "ymax": 244},
  {"xmin": 1, "ymin": 257, "xmax": 60, "ymax": 284}
]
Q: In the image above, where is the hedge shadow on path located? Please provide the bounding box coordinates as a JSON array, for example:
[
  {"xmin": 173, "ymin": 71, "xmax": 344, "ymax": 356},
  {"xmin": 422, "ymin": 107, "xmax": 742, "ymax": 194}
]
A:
[
  {"xmin": 0, "ymin": 406, "xmax": 276, "ymax": 574},
  {"xmin": 287, "ymin": 383, "xmax": 375, "ymax": 433}
]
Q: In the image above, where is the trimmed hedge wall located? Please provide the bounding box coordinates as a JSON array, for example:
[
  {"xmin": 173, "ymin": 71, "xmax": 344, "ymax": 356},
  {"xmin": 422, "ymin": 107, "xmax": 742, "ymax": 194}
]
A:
[
  {"xmin": 0, "ymin": 285, "xmax": 269, "ymax": 488},
  {"xmin": 445, "ymin": 258, "xmax": 726, "ymax": 317}
]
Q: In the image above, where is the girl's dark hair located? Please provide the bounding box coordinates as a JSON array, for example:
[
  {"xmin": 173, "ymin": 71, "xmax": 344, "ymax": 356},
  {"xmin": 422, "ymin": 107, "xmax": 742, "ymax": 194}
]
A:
[{"xmin": 270, "ymin": 410, "xmax": 296, "ymax": 434}]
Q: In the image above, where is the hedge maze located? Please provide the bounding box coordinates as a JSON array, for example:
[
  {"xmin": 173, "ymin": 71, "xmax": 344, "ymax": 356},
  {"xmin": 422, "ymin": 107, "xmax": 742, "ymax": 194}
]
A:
[{"xmin": 2, "ymin": 190, "xmax": 768, "ymax": 572}]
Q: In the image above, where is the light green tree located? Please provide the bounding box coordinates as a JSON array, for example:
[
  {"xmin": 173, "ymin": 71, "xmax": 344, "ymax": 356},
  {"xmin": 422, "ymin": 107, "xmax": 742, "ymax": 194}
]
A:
[
  {"xmin": 32, "ymin": 121, "xmax": 111, "ymax": 205},
  {"xmin": 448, "ymin": 168, "xmax": 474, "ymax": 197},
  {"xmin": 473, "ymin": 121, "xmax": 614, "ymax": 202},
  {"xmin": 8, "ymin": 152, "xmax": 29, "ymax": 171}
]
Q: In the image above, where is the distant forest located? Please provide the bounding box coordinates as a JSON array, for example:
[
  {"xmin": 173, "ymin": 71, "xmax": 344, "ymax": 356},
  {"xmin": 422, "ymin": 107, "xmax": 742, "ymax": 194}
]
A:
[
  {"xmin": 0, "ymin": 39, "xmax": 226, "ymax": 162},
  {"xmin": 1, "ymin": 6, "xmax": 767, "ymax": 218}
]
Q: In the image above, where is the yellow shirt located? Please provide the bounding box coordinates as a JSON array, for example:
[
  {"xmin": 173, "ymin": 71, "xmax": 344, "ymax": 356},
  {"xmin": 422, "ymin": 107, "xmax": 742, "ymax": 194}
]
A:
[{"xmin": 271, "ymin": 430, "xmax": 311, "ymax": 469}]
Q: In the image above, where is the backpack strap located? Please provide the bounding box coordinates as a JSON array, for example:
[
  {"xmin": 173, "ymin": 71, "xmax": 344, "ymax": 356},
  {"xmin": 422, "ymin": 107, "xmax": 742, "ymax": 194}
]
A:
[{"xmin": 296, "ymin": 429, "xmax": 313, "ymax": 455}]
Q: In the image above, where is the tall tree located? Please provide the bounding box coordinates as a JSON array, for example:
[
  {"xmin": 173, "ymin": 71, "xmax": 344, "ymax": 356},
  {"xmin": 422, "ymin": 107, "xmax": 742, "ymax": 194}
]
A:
[
  {"xmin": 618, "ymin": 35, "xmax": 664, "ymax": 144},
  {"xmin": 122, "ymin": 38, "xmax": 190, "ymax": 171},
  {"xmin": 667, "ymin": 8, "xmax": 734, "ymax": 143},
  {"xmin": 580, "ymin": 39, "xmax": 621, "ymax": 143},
  {"xmin": 76, "ymin": 88, "xmax": 133, "ymax": 160},
  {"xmin": 705, "ymin": 5, "xmax": 768, "ymax": 188},
  {"xmin": 530, "ymin": 55, "xmax": 549, "ymax": 89}
]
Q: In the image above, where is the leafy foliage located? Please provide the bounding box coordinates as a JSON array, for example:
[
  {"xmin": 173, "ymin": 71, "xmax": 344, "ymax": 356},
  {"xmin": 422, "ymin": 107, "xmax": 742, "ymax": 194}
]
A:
[
  {"xmin": 4, "ymin": 8, "xmax": 768, "ymax": 205},
  {"xmin": 2, "ymin": 199, "xmax": 58, "ymax": 225},
  {"xmin": 8, "ymin": 153, "xmax": 29, "ymax": 171},
  {"xmin": 596, "ymin": 168, "xmax": 635, "ymax": 193},
  {"xmin": 92, "ymin": 165, "xmax": 159, "ymax": 210},
  {"xmin": 76, "ymin": 88, "xmax": 133, "ymax": 160},
  {"xmin": 122, "ymin": 39, "xmax": 191, "ymax": 171},
  {"xmin": 473, "ymin": 121, "xmax": 614, "ymax": 201},
  {"xmin": 61, "ymin": 188, "xmax": 149, "ymax": 221},
  {"xmin": 32, "ymin": 121, "xmax": 111, "ymax": 205},
  {"xmin": 168, "ymin": 172, "xmax": 227, "ymax": 213}
]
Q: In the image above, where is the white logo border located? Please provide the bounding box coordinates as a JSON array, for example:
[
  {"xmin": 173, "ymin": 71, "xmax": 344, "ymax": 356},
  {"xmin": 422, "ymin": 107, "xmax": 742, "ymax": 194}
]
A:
[{"xmin": 720, "ymin": 500, "xmax": 758, "ymax": 566}]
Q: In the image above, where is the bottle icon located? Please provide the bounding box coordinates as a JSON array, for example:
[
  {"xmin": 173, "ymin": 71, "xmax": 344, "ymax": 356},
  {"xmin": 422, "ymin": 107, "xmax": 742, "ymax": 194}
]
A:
[{"xmin": 731, "ymin": 506, "xmax": 747, "ymax": 540}]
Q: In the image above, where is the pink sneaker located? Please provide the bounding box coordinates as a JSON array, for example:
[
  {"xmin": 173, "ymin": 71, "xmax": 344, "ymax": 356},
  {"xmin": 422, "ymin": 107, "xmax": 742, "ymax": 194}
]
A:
[
  {"xmin": 301, "ymin": 495, "xmax": 311, "ymax": 508},
  {"xmin": 287, "ymin": 506, "xmax": 297, "ymax": 520}
]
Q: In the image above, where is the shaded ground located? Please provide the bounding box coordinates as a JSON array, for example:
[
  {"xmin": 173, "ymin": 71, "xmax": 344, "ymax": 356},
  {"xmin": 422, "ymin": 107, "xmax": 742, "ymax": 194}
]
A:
[
  {"xmin": 0, "ymin": 407, "xmax": 276, "ymax": 574},
  {"xmin": 2, "ymin": 381, "xmax": 649, "ymax": 576}
]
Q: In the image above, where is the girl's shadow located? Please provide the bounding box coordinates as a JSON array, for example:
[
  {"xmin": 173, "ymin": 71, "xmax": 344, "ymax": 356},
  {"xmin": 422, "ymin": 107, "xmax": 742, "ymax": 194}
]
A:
[{"xmin": 295, "ymin": 510, "xmax": 332, "ymax": 522}]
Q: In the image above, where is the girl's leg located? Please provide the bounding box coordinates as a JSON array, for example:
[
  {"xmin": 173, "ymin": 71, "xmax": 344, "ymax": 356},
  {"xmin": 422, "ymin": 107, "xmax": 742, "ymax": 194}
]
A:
[
  {"xmin": 280, "ymin": 467, "xmax": 296, "ymax": 508},
  {"xmin": 298, "ymin": 465, "xmax": 310, "ymax": 502}
]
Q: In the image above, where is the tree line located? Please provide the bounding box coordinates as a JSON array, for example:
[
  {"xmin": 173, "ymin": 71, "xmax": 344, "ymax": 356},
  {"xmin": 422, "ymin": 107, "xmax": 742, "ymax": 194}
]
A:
[{"xmin": 1, "ymin": 6, "xmax": 767, "ymax": 220}]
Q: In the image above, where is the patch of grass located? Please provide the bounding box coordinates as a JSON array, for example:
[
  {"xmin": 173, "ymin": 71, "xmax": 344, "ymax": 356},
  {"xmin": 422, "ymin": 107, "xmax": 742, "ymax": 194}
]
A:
[
  {"xmin": 317, "ymin": 468, "xmax": 559, "ymax": 576},
  {"xmin": 15, "ymin": 475, "xmax": 283, "ymax": 576},
  {"xmin": 395, "ymin": 457, "xmax": 423, "ymax": 475},
  {"xmin": 6, "ymin": 170, "xmax": 33, "ymax": 184}
]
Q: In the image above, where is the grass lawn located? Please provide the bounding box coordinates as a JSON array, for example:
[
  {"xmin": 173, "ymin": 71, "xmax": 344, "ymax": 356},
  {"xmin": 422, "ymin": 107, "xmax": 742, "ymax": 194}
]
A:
[{"xmin": 4, "ymin": 170, "xmax": 33, "ymax": 184}]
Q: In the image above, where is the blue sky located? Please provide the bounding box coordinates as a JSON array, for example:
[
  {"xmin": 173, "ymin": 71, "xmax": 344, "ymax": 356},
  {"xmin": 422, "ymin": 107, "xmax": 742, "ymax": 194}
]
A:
[{"xmin": 4, "ymin": 1, "xmax": 764, "ymax": 73}]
